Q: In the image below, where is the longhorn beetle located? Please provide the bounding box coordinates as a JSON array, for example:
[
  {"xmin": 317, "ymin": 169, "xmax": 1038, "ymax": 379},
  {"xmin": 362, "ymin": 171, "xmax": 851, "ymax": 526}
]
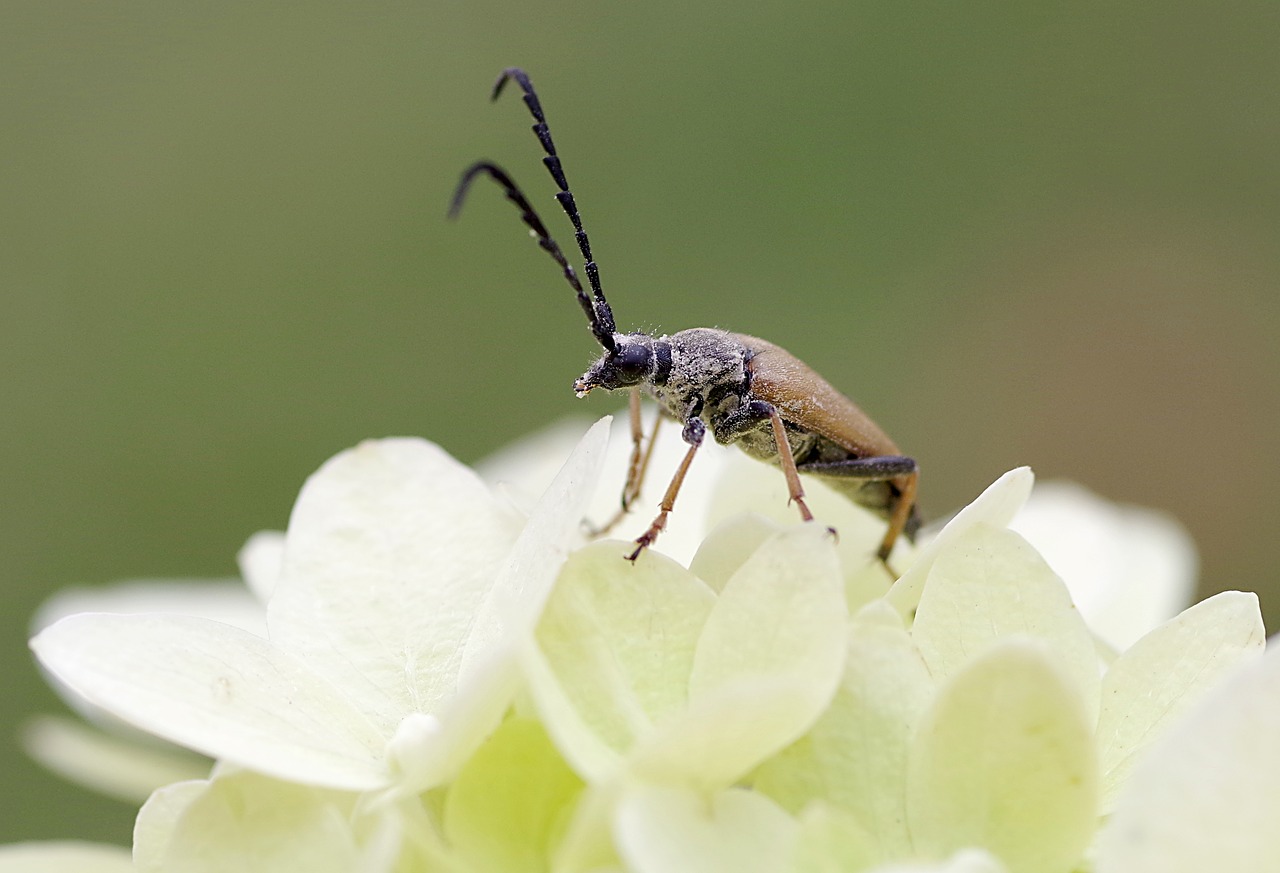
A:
[{"xmin": 450, "ymin": 68, "xmax": 920, "ymax": 563}]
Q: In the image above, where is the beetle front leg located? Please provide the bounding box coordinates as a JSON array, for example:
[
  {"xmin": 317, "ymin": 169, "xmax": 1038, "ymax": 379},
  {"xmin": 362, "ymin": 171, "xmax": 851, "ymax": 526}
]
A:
[
  {"xmin": 627, "ymin": 400, "xmax": 704, "ymax": 561},
  {"xmin": 586, "ymin": 389, "xmax": 664, "ymax": 538}
]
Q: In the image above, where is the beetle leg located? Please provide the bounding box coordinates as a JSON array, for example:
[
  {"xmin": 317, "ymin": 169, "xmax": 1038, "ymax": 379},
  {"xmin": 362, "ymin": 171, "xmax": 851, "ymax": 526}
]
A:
[
  {"xmin": 712, "ymin": 398, "xmax": 774, "ymax": 443},
  {"xmin": 713, "ymin": 399, "xmax": 815, "ymax": 524},
  {"xmin": 627, "ymin": 405, "xmax": 704, "ymax": 561},
  {"xmin": 766, "ymin": 407, "xmax": 814, "ymax": 523},
  {"xmin": 798, "ymin": 456, "xmax": 919, "ymax": 561},
  {"xmin": 587, "ymin": 389, "xmax": 663, "ymax": 537}
]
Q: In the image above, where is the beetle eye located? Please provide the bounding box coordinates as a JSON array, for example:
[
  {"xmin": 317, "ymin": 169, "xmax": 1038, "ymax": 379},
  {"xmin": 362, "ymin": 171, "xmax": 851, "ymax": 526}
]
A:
[{"xmin": 612, "ymin": 342, "xmax": 651, "ymax": 378}]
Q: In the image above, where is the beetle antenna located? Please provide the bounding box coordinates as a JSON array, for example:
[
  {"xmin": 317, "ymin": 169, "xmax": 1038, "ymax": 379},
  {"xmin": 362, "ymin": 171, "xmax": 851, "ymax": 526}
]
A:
[
  {"xmin": 491, "ymin": 67, "xmax": 617, "ymax": 340},
  {"xmin": 449, "ymin": 161, "xmax": 617, "ymax": 352}
]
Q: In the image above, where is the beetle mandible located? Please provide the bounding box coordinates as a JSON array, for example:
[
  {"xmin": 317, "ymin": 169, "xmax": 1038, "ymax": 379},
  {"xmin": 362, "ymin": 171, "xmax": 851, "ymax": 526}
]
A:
[{"xmin": 450, "ymin": 68, "xmax": 920, "ymax": 563}]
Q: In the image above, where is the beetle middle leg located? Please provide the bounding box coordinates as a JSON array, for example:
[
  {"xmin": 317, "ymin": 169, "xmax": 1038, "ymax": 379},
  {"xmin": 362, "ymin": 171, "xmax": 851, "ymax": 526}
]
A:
[{"xmin": 713, "ymin": 399, "xmax": 816, "ymax": 525}]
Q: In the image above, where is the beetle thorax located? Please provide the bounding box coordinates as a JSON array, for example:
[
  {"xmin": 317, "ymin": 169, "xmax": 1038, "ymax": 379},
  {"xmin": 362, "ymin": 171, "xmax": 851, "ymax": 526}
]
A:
[{"xmin": 648, "ymin": 328, "xmax": 749, "ymax": 417}]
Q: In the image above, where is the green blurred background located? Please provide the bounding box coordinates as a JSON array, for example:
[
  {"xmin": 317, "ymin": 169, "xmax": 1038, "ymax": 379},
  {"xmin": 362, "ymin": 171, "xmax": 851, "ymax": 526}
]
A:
[{"xmin": 3, "ymin": 0, "xmax": 1277, "ymax": 846}]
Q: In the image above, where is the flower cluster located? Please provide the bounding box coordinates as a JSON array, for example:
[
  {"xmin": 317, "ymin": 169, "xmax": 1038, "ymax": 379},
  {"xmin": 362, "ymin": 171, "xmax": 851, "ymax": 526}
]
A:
[{"xmin": 8, "ymin": 417, "xmax": 1276, "ymax": 873}]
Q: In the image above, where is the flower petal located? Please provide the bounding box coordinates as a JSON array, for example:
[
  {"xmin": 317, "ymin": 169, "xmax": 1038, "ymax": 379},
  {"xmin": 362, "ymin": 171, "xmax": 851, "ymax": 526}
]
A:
[
  {"xmin": 791, "ymin": 802, "xmax": 878, "ymax": 873},
  {"xmin": 911, "ymin": 523, "xmax": 1100, "ymax": 725},
  {"xmin": 705, "ymin": 453, "xmax": 897, "ymax": 573},
  {"xmin": 237, "ymin": 530, "xmax": 285, "ymax": 603},
  {"xmin": 0, "ymin": 842, "xmax": 134, "ymax": 873},
  {"xmin": 907, "ymin": 639, "xmax": 1097, "ymax": 873},
  {"xmin": 267, "ymin": 438, "xmax": 524, "ymax": 733},
  {"xmin": 443, "ymin": 718, "xmax": 583, "ymax": 873},
  {"xmin": 630, "ymin": 525, "xmax": 848, "ymax": 789},
  {"xmin": 887, "ymin": 468, "xmax": 1034, "ymax": 617},
  {"xmin": 528, "ymin": 542, "xmax": 716, "ymax": 780},
  {"xmin": 32, "ymin": 579, "xmax": 265, "ymax": 638},
  {"xmin": 459, "ymin": 417, "xmax": 610, "ymax": 681},
  {"xmin": 133, "ymin": 772, "xmax": 363, "ymax": 873},
  {"xmin": 755, "ymin": 601, "xmax": 933, "ymax": 860},
  {"xmin": 865, "ymin": 849, "xmax": 1009, "ymax": 873},
  {"xmin": 32, "ymin": 613, "xmax": 388, "ymax": 790},
  {"xmin": 1009, "ymin": 481, "xmax": 1197, "ymax": 650},
  {"xmin": 614, "ymin": 785, "xmax": 797, "ymax": 873},
  {"xmin": 1095, "ymin": 590, "xmax": 1264, "ymax": 811},
  {"xmin": 1095, "ymin": 640, "xmax": 1280, "ymax": 873},
  {"xmin": 21, "ymin": 715, "xmax": 208, "ymax": 803}
]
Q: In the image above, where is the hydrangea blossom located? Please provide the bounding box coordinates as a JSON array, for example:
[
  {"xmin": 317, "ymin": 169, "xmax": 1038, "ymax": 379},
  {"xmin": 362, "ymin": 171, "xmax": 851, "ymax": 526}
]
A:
[{"xmin": 10, "ymin": 417, "xmax": 1274, "ymax": 873}]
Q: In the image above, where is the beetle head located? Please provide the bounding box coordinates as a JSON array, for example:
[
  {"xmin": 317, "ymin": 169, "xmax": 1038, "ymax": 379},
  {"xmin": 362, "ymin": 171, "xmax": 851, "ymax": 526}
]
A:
[{"xmin": 574, "ymin": 333, "xmax": 655, "ymax": 396}]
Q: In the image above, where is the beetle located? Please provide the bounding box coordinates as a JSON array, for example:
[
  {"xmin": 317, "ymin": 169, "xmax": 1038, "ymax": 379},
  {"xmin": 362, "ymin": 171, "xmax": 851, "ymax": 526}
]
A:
[{"xmin": 450, "ymin": 68, "xmax": 920, "ymax": 563}]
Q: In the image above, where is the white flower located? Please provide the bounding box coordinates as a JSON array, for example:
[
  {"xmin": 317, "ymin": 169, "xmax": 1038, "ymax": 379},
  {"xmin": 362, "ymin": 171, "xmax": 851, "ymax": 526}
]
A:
[
  {"xmin": 30, "ymin": 422, "xmax": 609, "ymax": 795},
  {"xmin": 15, "ymin": 415, "xmax": 1272, "ymax": 873}
]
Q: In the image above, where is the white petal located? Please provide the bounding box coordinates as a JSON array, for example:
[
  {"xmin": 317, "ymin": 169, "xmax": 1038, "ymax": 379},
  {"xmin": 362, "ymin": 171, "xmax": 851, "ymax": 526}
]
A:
[
  {"xmin": 480, "ymin": 413, "xmax": 734, "ymax": 565},
  {"xmin": 32, "ymin": 579, "xmax": 266, "ymax": 637},
  {"xmin": 1095, "ymin": 590, "xmax": 1264, "ymax": 811},
  {"xmin": 267, "ymin": 438, "xmax": 524, "ymax": 734},
  {"xmin": 1095, "ymin": 640, "xmax": 1280, "ymax": 873},
  {"xmin": 0, "ymin": 842, "xmax": 134, "ymax": 873},
  {"xmin": 791, "ymin": 803, "xmax": 879, "ymax": 873},
  {"xmin": 22, "ymin": 715, "xmax": 208, "ymax": 803},
  {"xmin": 238, "ymin": 530, "xmax": 286, "ymax": 603},
  {"xmin": 911, "ymin": 523, "xmax": 1100, "ymax": 725},
  {"xmin": 907, "ymin": 640, "xmax": 1097, "ymax": 873},
  {"xmin": 133, "ymin": 771, "xmax": 364, "ymax": 873},
  {"xmin": 442, "ymin": 718, "xmax": 583, "ymax": 873},
  {"xmin": 705, "ymin": 452, "xmax": 897, "ymax": 574},
  {"xmin": 688, "ymin": 513, "xmax": 784, "ymax": 594},
  {"xmin": 459, "ymin": 417, "xmax": 610, "ymax": 681},
  {"xmin": 631, "ymin": 526, "xmax": 848, "ymax": 789},
  {"xmin": 527, "ymin": 542, "xmax": 716, "ymax": 781},
  {"xmin": 865, "ymin": 848, "xmax": 1009, "ymax": 873},
  {"xmin": 755, "ymin": 602, "xmax": 933, "ymax": 860},
  {"xmin": 1009, "ymin": 481, "xmax": 1197, "ymax": 650},
  {"xmin": 32, "ymin": 613, "xmax": 389, "ymax": 790},
  {"xmin": 134, "ymin": 780, "xmax": 209, "ymax": 873},
  {"xmin": 615, "ymin": 785, "xmax": 798, "ymax": 873},
  {"xmin": 887, "ymin": 468, "xmax": 1034, "ymax": 617}
]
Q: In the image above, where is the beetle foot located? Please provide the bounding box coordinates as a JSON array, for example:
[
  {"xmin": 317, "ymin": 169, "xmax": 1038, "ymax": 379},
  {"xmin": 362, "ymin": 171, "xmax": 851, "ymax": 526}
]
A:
[{"xmin": 627, "ymin": 511, "xmax": 668, "ymax": 561}]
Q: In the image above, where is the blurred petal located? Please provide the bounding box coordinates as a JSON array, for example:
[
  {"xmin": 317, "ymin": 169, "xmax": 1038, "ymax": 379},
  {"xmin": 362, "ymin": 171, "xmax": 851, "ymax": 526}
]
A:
[
  {"xmin": 32, "ymin": 579, "xmax": 265, "ymax": 637},
  {"xmin": 0, "ymin": 842, "xmax": 134, "ymax": 873},
  {"xmin": 1095, "ymin": 590, "xmax": 1264, "ymax": 811},
  {"xmin": 267, "ymin": 438, "xmax": 524, "ymax": 733},
  {"xmin": 688, "ymin": 513, "xmax": 784, "ymax": 595},
  {"xmin": 237, "ymin": 530, "xmax": 285, "ymax": 603},
  {"xmin": 792, "ymin": 803, "xmax": 879, "ymax": 873},
  {"xmin": 865, "ymin": 848, "xmax": 1009, "ymax": 873},
  {"xmin": 22, "ymin": 715, "xmax": 208, "ymax": 803},
  {"xmin": 1095, "ymin": 642, "xmax": 1280, "ymax": 873},
  {"xmin": 912, "ymin": 523, "xmax": 1100, "ymax": 725},
  {"xmin": 615, "ymin": 785, "xmax": 797, "ymax": 873},
  {"xmin": 908, "ymin": 640, "xmax": 1097, "ymax": 873},
  {"xmin": 32, "ymin": 613, "xmax": 389, "ymax": 790},
  {"xmin": 1010, "ymin": 481, "xmax": 1197, "ymax": 650}
]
